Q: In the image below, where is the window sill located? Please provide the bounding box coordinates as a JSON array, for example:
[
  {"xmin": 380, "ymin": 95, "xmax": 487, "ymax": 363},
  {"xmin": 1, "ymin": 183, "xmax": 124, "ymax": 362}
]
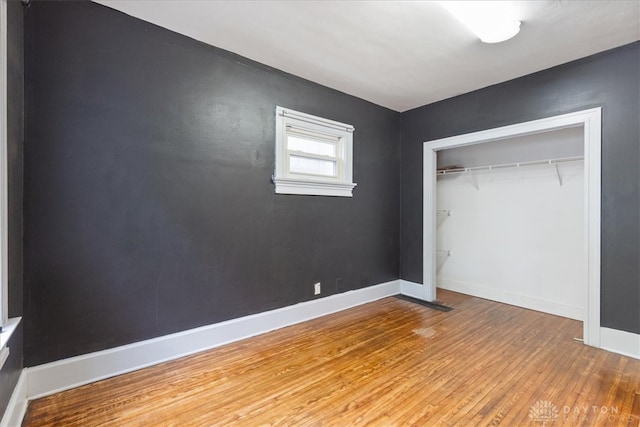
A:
[
  {"xmin": 274, "ymin": 177, "xmax": 357, "ymax": 197},
  {"xmin": 0, "ymin": 317, "xmax": 20, "ymax": 350},
  {"xmin": 0, "ymin": 317, "xmax": 20, "ymax": 370}
]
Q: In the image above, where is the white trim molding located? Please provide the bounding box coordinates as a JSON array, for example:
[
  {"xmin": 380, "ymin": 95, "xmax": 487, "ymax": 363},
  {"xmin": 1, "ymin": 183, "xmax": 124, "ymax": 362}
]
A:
[
  {"xmin": 423, "ymin": 108, "xmax": 602, "ymax": 348},
  {"xmin": 438, "ymin": 278, "xmax": 583, "ymax": 321},
  {"xmin": 0, "ymin": 0, "xmax": 19, "ymax": 365},
  {"xmin": 600, "ymin": 327, "xmax": 640, "ymax": 360},
  {"xmin": 0, "ymin": 0, "xmax": 9, "ymax": 327},
  {"xmin": 0, "ymin": 370, "xmax": 26, "ymax": 427},
  {"xmin": 399, "ymin": 279, "xmax": 425, "ymax": 299},
  {"xmin": 25, "ymin": 280, "xmax": 401, "ymax": 400},
  {"xmin": 272, "ymin": 177, "xmax": 356, "ymax": 197},
  {"xmin": 279, "ymin": 108, "xmax": 355, "ymax": 133}
]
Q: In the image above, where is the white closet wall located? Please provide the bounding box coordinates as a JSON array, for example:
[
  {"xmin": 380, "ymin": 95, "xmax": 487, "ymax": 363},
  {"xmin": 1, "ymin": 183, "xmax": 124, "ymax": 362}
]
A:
[{"xmin": 436, "ymin": 128, "xmax": 585, "ymax": 320}]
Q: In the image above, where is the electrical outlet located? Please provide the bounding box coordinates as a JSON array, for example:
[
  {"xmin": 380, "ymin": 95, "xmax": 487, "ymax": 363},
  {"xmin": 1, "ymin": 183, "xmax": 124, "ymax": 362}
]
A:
[{"xmin": 314, "ymin": 282, "xmax": 321, "ymax": 295}]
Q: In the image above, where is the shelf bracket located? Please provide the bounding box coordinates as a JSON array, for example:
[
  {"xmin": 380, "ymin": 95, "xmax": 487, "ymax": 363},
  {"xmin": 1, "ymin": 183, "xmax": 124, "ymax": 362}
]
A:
[
  {"xmin": 436, "ymin": 249, "xmax": 451, "ymax": 272},
  {"xmin": 555, "ymin": 163, "xmax": 563, "ymax": 186},
  {"xmin": 436, "ymin": 210, "xmax": 451, "ymax": 228},
  {"xmin": 469, "ymin": 170, "xmax": 479, "ymax": 190}
]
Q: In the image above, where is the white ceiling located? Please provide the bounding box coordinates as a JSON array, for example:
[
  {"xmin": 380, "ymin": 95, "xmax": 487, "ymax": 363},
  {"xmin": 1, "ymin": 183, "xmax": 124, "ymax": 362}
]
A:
[{"xmin": 95, "ymin": 1, "xmax": 640, "ymax": 112}]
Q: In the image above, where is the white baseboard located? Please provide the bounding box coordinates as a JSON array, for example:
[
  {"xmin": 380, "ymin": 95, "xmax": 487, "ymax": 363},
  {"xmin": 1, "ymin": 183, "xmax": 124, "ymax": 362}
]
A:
[
  {"xmin": 399, "ymin": 279, "xmax": 426, "ymax": 299},
  {"xmin": 437, "ymin": 277, "xmax": 583, "ymax": 321},
  {"xmin": 25, "ymin": 279, "xmax": 401, "ymax": 400},
  {"xmin": 600, "ymin": 327, "xmax": 640, "ymax": 359},
  {"xmin": 0, "ymin": 370, "xmax": 26, "ymax": 427}
]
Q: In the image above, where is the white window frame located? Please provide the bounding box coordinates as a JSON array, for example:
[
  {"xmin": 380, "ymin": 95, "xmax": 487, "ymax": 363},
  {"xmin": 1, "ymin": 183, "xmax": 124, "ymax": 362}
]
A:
[
  {"xmin": 0, "ymin": 0, "xmax": 20, "ymax": 363},
  {"xmin": 273, "ymin": 106, "xmax": 357, "ymax": 197},
  {"xmin": 0, "ymin": 0, "xmax": 8, "ymax": 327}
]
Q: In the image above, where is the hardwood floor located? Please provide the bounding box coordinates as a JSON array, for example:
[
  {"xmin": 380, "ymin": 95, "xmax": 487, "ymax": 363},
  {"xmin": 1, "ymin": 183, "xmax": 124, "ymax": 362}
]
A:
[{"xmin": 23, "ymin": 290, "xmax": 640, "ymax": 426}]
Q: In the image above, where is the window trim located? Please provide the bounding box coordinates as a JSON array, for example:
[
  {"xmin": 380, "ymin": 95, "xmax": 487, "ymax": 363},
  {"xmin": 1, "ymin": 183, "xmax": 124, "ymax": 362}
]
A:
[
  {"xmin": 0, "ymin": 0, "xmax": 21, "ymax": 371},
  {"xmin": 274, "ymin": 106, "xmax": 357, "ymax": 197},
  {"xmin": 0, "ymin": 0, "xmax": 8, "ymax": 327}
]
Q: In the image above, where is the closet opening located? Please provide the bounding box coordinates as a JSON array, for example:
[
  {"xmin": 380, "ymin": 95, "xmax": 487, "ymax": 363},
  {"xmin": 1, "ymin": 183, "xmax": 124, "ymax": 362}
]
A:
[{"xmin": 421, "ymin": 108, "xmax": 602, "ymax": 348}]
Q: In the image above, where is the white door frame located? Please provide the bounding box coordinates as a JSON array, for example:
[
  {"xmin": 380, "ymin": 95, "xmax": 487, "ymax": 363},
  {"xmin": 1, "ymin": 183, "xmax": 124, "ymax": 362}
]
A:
[{"xmin": 422, "ymin": 108, "xmax": 601, "ymax": 347}]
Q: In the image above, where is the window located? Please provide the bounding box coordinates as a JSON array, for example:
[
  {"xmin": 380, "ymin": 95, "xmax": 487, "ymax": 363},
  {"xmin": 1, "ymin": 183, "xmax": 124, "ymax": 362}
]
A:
[
  {"xmin": 273, "ymin": 106, "xmax": 357, "ymax": 197},
  {"xmin": 0, "ymin": 0, "xmax": 19, "ymax": 365}
]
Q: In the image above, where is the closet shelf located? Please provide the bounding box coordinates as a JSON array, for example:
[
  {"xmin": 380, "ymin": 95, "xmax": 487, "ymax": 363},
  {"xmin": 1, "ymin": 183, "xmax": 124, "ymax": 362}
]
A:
[{"xmin": 436, "ymin": 155, "xmax": 584, "ymax": 176}]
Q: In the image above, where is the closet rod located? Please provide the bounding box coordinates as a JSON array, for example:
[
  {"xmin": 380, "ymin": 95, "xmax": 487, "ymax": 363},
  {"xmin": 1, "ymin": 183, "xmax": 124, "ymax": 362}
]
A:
[{"xmin": 436, "ymin": 155, "xmax": 584, "ymax": 176}]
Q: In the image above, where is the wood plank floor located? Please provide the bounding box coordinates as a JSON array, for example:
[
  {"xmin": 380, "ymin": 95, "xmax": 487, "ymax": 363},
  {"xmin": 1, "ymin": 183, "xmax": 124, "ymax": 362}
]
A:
[{"xmin": 23, "ymin": 290, "xmax": 640, "ymax": 426}]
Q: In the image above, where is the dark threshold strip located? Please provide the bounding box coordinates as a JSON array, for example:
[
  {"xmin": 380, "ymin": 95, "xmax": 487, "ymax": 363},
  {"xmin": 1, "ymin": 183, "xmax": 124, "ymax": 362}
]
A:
[{"xmin": 395, "ymin": 294, "xmax": 453, "ymax": 312}]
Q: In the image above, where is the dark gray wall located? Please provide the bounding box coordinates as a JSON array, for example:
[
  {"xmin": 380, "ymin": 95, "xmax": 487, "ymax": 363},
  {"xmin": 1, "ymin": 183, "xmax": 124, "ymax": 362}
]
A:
[
  {"xmin": 401, "ymin": 42, "xmax": 640, "ymax": 334},
  {"xmin": 0, "ymin": 0, "xmax": 25, "ymax": 415},
  {"xmin": 23, "ymin": 1, "xmax": 400, "ymax": 366}
]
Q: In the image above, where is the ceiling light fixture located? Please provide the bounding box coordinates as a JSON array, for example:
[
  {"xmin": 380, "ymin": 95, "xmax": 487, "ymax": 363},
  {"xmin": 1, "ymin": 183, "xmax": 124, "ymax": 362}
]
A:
[{"xmin": 439, "ymin": 1, "xmax": 521, "ymax": 44}]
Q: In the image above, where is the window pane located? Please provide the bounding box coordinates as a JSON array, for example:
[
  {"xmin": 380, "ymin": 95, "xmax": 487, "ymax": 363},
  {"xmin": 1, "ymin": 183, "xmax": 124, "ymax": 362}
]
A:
[
  {"xmin": 287, "ymin": 135, "xmax": 336, "ymax": 157},
  {"xmin": 289, "ymin": 155, "xmax": 336, "ymax": 177}
]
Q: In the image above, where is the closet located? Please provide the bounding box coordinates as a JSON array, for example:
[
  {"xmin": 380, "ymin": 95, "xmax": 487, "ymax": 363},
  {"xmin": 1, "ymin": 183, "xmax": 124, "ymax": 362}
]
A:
[{"xmin": 435, "ymin": 126, "xmax": 585, "ymax": 321}]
